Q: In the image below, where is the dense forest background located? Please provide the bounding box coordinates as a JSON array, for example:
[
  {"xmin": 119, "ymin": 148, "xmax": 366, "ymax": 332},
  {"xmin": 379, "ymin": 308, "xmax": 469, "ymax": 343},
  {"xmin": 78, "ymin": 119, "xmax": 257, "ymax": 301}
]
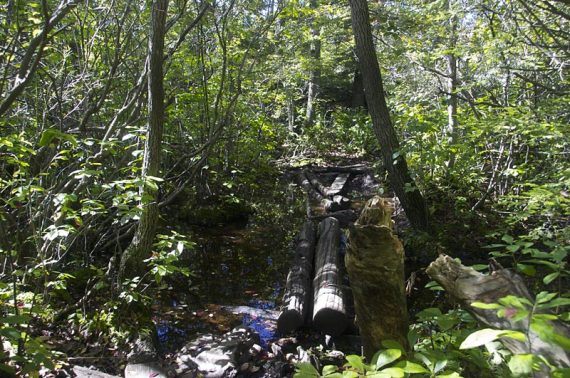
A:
[{"xmin": 0, "ymin": 0, "xmax": 568, "ymax": 376}]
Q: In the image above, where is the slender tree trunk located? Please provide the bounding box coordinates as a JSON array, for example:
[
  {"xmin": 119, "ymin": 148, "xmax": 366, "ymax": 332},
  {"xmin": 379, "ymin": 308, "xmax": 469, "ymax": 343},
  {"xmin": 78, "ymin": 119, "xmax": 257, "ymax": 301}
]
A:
[
  {"xmin": 119, "ymin": 0, "xmax": 169, "ymax": 280},
  {"xmin": 305, "ymin": 0, "xmax": 321, "ymax": 127},
  {"xmin": 445, "ymin": 0, "xmax": 459, "ymax": 169},
  {"xmin": 348, "ymin": 0, "xmax": 428, "ymax": 230},
  {"xmin": 351, "ymin": 69, "xmax": 366, "ymax": 108}
]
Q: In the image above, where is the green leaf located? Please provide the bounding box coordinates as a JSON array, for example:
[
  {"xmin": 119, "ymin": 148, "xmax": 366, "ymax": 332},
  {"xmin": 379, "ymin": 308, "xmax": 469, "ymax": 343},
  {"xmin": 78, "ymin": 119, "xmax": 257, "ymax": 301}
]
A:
[
  {"xmin": 544, "ymin": 272, "xmax": 560, "ymax": 285},
  {"xmin": 346, "ymin": 355, "xmax": 366, "ymax": 371},
  {"xmin": 553, "ymin": 368, "xmax": 570, "ymax": 378},
  {"xmin": 460, "ymin": 329, "xmax": 525, "ymax": 349},
  {"xmin": 394, "ymin": 361, "xmax": 429, "ymax": 374},
  {"xmin": 436, "ymin": 373, "xmax": 462, "ymax": 378},
  {"xmin": 536, "ymin": 291, "xmax": 558, "ymax": 304},
  {"xmin": 416, "ymin": 307, "xmax": 442, "ymax": 320},
  {"xmin": 342, "ymin": 371, "xmax": 360, "ymax": 378},
  {"xmin": 471, "ymin": 302, "xmax": 501, "ymax": 310},
  {"xmin": 1, "ymin": 314, "xmax": 31, "ymax": 324},
  {"xmin": 295, "ymin": 362, "xmax": 319, "ymax": 377},
  {"xmin": 538, "ymin": 298, "xmax": 570, "ymax": 309},
  {"xmin": 38, "ymin": 128, "xmax": 77, "ymax": 147},
  {"xmin": 434, "ymin": 360, "xmax": 448, "ymax": 373},
  {"xmin": 322, "ymin": 365, "xmax": 338, "ymax": 376},
  {"xmin": 374, "ymin": 349, "xmax": 401, "ymax": 369},
  {"xmin": 516, "ymin": 263, "xmax": 536, "ymax": 276},
  {"xmin": 508, "ymin": 354, "xmax": 535, "ymax": 376},
  {"xmin": 378, "ymin": 367, "xmax": 404, "ymax": 377},
  {"xmin": 502, "ymin": 234, "xmax": 514, "ymax": 244}
]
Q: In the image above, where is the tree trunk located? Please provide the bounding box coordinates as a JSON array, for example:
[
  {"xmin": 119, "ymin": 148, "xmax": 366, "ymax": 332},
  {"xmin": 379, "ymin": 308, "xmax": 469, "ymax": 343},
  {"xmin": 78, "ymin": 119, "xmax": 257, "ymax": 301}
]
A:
[
  {"xmin": 119, "ymin": 0, "xmax": 168, "ymax": 280},
  {"xmin": 278, "ymin": 222, "xmax": 317, "ymax": 334},
  {"xmin": 426, "ymin": 255, "xmax": 570, "ymax": 370},
  {"xmin": 445, "ymin": 0, "xmax": 459, "ymax": 170},
  {"xmin": 305, "ymin": 0, "xmax": 321, "ymax": 127},
  {"xmin": 348, "ymin": 0, "xmax": 429, "ymax": 231},
  {"xmin": 313, "ymin": 218, "xmax": 348, "ymax": 336},
  {"xmin": 346, "ymin": 197, "xmax": 408, "ymax": 358},
  {"xmin": 351, "ymin": 70, "xmax": 366, "ymax": 108}
]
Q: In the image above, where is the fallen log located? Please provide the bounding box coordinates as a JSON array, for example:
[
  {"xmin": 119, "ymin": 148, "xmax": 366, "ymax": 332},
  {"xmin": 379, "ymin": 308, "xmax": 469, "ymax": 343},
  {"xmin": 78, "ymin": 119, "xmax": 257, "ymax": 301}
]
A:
[
  {"xmin": 331, "ymin": 194, "xmax": 351, "ymax": 211},
  {"xmin": 305, "ymin": 170, "xmax": 329, "ymax": 197},
  {"xmin": 426, "ymin": 255, "xmax": 570, "ymax": 370},
  {"xmin": 299, "ymin": 172, "xmax": 332, "ymax": 212},
  {"xmin": 299, "ymin": 172, "xmax": 350, "ymax": 213},
  {"xmin": 312, "ymin": 164, "xmax": 370, "ymax": 174},
  {"xmin": 325, "ymin": 173, "xmax": 351, "ymax": 196},
  {"xmin": 345, "ymin": 196, "xmax": 408, "ymax": 358},
  {"xmin": 312, "ymin": 217, "xmax": 348, "ymax": 336},
  {"xmin": 310, "ymin": 209, "xmax": 358, "ymax": 228},
  {"xmin": 278, "ymin": 222, "xmax": 317, "ymax": 334}
]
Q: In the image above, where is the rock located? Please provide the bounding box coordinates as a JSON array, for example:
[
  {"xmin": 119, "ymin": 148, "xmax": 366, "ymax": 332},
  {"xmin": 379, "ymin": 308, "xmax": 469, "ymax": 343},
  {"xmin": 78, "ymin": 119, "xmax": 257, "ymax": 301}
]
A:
[
  {"xmin": 124, "ymin": 362, "xmax": 168, "ymax": 378},
  {"xmin": 72, "ymin": 366, "xmax": 120, "ymax": 378},
  {"xmin": 175, "ymin": 327, "xmax": 260, "ymax": 378},
  {"xmin": 260, "ymin": 360, "xmax": 295, "ymax": 378}
]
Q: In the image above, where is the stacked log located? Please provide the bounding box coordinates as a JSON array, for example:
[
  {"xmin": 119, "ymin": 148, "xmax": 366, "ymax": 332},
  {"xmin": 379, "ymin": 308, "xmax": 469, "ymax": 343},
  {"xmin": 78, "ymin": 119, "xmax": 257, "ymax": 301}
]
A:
[
  {"xmin": 346, "ymin": 196, "xmax": 408, "ymax": 358},
  {"xmin": 299, "ymin": 171, "xmax": 351, "ymax": 213},
  {"xmin": 325, "ymin": 173, "xmax": 350, "ymax": 196},
  {"xmin": 312, "ymin": 217, "xmax": 348, "ymax": 336},
  {"xmin": 277, "ymin": 222, "xmax": 317, "ymax": 334}
]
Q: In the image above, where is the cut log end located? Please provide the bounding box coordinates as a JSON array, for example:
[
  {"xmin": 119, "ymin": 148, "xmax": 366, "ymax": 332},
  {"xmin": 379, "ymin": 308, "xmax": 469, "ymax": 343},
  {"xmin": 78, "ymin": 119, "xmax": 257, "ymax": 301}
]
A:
[
  {"xmin": 313, "ymin": 308, "xmax": 348, "ymax": 336},
  {"xmin": 277, "ymin": 310, "xmax": 305, "ymax": 334}
]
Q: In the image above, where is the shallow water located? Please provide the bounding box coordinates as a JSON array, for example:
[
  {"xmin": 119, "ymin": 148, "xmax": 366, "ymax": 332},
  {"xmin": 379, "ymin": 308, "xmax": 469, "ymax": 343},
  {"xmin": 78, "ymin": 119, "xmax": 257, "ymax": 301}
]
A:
[{"xmin": 155, "ymin": 184, "xmax": 305, "ymax": 352}]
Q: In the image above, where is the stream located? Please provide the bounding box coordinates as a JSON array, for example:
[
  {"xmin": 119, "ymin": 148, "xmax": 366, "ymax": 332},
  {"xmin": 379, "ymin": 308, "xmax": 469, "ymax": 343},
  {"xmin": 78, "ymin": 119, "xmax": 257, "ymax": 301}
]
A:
[{"xmin": 154, "ymin": 176, "xmax": 306, "ymax": 354}]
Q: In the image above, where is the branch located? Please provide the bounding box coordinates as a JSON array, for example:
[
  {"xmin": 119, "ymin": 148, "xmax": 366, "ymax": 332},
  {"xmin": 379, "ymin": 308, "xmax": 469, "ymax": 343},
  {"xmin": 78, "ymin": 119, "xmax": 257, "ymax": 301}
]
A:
[{"xmin": 0, "ymin": 0, "xmax": 81, "ymax": 117}]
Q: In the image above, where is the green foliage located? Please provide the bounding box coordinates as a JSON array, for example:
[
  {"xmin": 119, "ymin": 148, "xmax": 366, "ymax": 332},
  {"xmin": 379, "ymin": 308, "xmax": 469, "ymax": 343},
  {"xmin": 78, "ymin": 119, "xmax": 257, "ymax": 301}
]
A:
[{"xmin": 145, "ymin": 231, "xmax": 194, "ymax": 284}]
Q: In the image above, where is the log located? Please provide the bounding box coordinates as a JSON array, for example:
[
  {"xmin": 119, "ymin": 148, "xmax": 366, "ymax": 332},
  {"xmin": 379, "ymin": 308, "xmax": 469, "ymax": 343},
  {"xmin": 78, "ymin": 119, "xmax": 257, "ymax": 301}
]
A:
[
  {"xmin": 299, "ymin": 172, "xmax": 351, "ymax": 213},
  {"xmin": 331, "ymin": 195, "xmax": 351, "ymax": 211},
  {"xmin": 312, "ymin": 217, "xmax": 348, "ymax": 336},
  {"xmin": 325, "ymin": 173, "xmax": 351, "ymax": 196},
  {"xmin": 278, "ymin": 222, "xmax": 317, "ymax": 334},
  {"xmin": 304, "ymin": 170, "xmax": 329, "ymax": 197},
  {"xmin": 345, "ymin": 196, "xmax": 408, "ymax": 358},
  {"xmin": 426, "ymin": 255, "xmax": 570, "ymax": 370},
  {"xmin": 312, "ymin": 164, "xmax": 370, "ymax": 174},
  {"xmin": 310, "ymin": 209, "xmax": 358, "ymax": 228},
  {"xmin": 299, "ymin": 172, "xmax": 332, "ymax": 211}
]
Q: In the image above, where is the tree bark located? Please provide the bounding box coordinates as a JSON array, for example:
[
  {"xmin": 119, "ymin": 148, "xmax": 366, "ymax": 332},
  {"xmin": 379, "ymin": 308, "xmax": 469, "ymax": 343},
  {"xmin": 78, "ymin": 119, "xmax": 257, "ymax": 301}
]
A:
[
  {"xmin": 312, "ymin": 218, "xmax": 348, "ymax": 336},
  {"xmin": 346, "ymin": 197, "xmax": 408, "ymax": 358},
  {"xmin": 426, "ymin": 255, "xmax": 570, "ymax": 370},
  {"xmin": 445, "ymin": 0, "xmax": 459, "ymax": 169},
  {"xmin": 348, "ymin": 0, "xmax": 429, "ymax": 231},
  {"xmin": 278, "ymin": 222, "xmax": 317, "ymax": 334},
  {"xmin": 305, "ymin": 0, "xmax": 321, "ymax": 127},
  {"xmin": 351, "ymin": 70, "xmax": 366, "ymax": 108},
  {"xmin": 119, "ymin": 0, "xmax": 169, "ymax": 280}
]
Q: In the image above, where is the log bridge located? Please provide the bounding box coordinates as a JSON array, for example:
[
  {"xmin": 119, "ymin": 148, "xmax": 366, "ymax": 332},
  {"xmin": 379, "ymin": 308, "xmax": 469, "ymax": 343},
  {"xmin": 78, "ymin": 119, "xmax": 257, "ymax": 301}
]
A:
[{"xmin": 279, "ymin": 166, "xmax": 402, "ymax": 339}]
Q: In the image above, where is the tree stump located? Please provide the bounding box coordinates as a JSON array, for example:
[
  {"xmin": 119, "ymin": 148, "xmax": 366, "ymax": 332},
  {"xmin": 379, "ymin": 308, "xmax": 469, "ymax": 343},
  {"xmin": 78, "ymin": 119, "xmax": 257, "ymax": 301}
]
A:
[
  {"xmin": 427, "ymin": 255, "xmax": 570, "ymax": 369},
  {"xmin": 278, "ymin": 222, "xmax": 317, "ymax": 334},
  {"xmin": 312, "ymin": 217, "xmax": 348, "ymax": 336},
  {"xmin": 346, "ymin": 196, "xmax": 408, "ymax": 358}
]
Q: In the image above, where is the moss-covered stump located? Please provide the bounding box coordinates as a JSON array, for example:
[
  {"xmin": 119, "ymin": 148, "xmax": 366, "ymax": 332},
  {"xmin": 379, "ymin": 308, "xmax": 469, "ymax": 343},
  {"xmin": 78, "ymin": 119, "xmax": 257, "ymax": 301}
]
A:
[{"xmin": 346, "ymin": 196, "xmax": 408, "ymax": 358}]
